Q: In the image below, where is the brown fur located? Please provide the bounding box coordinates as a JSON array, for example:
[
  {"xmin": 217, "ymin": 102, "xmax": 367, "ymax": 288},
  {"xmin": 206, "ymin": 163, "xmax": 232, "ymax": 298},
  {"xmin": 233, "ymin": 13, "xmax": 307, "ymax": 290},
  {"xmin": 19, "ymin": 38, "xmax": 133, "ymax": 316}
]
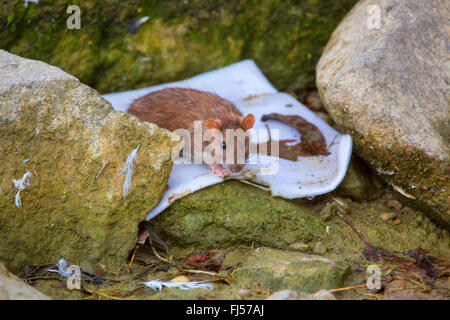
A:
[{"xmin": 128, "ymin": 88, "xmax": 253, "ymax": 173}]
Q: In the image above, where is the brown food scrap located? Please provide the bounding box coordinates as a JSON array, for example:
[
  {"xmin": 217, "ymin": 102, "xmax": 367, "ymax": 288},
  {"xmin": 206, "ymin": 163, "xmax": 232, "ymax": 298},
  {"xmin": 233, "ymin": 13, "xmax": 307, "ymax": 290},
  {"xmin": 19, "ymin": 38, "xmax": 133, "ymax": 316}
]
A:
[
  {"xmin": 139, "ymin": 221, "xmax": 169, "ymax": 252},
  {"xmin": 260, "ymin": 113, "xmax": 330, "ymax": 161},
  {"xmin": 137, "ymin": 229, "xmax": 150, "ymax": 244}
]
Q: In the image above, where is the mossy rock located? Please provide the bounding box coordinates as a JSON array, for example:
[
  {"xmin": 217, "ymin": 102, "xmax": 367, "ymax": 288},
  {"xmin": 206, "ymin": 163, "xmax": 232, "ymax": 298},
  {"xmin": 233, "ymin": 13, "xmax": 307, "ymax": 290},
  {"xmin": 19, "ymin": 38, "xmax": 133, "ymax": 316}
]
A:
[
  {"xmin": 233, "ymin": 247, "xmax": 349, "ymax": 293},
  {"xmin": 0, "ymin": 50, "xmax": 181, "ymax": 273},
  {"xmin": 152, "ymin": 180, "xmax": 450, "ymax": 260},
  {"xmin": 1, "ymin": 0, "xmax": 358, "ymax": 94},
  {"xmin": 151, "ymin": 181, "xmax": 327, "ymax": 249}
]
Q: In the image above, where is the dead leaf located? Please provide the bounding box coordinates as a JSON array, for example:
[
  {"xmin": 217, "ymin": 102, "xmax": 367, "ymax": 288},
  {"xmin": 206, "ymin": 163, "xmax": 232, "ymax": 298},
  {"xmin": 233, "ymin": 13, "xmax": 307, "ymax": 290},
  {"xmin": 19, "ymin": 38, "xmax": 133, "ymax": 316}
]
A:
[{"xmin": 260, "ymin": 113, "xmax": 330, "ymax": 161}]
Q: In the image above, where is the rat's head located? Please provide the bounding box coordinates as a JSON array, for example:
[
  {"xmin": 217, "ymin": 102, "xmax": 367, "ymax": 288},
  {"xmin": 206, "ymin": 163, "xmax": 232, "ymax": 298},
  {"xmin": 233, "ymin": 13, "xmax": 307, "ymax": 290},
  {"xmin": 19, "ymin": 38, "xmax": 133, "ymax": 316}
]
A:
[{"xmin": 206, "ymin": 113, "xmax": 255, "ymax": 173}]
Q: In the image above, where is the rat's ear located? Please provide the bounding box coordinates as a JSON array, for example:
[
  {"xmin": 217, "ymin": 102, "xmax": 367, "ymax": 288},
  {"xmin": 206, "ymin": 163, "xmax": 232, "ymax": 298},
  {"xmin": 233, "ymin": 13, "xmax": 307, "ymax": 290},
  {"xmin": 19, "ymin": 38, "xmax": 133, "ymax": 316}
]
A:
[
  {"xmin": 206, "ymin": 119, "xmax": 220, "ymax": 130},
  {"xmin": 241, "ymin": 113, "xmax": 255, "ymax": 130}
]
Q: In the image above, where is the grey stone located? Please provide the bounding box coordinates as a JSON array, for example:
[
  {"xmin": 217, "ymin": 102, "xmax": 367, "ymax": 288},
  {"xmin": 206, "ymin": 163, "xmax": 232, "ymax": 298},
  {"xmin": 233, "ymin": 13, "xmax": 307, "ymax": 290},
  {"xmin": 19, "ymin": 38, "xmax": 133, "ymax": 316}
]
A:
[
  {"xmin": 0, "ymin": 50, "xmax": 181, "ymax": 272},
  {"xmin": 316, "ymin": 0, "xmax": 450, "ymax": 229}
]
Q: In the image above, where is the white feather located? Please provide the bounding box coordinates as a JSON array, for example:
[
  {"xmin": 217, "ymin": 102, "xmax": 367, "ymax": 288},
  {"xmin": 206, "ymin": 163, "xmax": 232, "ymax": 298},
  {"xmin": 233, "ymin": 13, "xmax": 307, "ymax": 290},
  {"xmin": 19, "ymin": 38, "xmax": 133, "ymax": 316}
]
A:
[
  {"xmin": 45, "ymin": 258, "xmax": 74, "ymax": 277},
  {"xmin": 56, "ymin": 258, "xmax": 73, "ymax": 277},
  {"xmin": 142, "ymin": 279, "xmax": 214, "ymax": 291},
  {"xmin": 117, "ymin": 144, "xmax": 140, "ymax": 198},
  {"xmin": 12, "ymin": 170, "xmax": 32, "ymax": 208}
]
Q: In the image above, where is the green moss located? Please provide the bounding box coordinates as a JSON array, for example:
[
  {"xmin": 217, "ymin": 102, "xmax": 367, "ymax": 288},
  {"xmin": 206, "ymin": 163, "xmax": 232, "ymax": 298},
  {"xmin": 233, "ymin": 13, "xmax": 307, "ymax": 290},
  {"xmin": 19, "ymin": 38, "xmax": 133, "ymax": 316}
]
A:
[
  {"xmin": 0, "ymin": 0, "xmax": 358, "ymax": 94},
  {"xmin": 233, "ymin": 248, "xmax": 350, "ymax": 293},
  {"xmin": 152, "ymin": 181, "xmax": 450, "ymax": 261},
  {"xmin": 152, "ymin": 181, "xmax": 326, "ymax": 249},
  {"xmin": 3, "ymin": 1, "xmax": 449, "ymax": 300},
  {"xmin": 0, "ymin": 61, "xmax": 180, "ymax": 274}
]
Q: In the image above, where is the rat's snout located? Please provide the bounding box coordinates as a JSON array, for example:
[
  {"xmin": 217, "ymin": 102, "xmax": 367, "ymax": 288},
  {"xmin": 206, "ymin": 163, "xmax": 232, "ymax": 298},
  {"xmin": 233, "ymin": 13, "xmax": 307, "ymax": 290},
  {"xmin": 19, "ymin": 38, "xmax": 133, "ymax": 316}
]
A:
[
  {"xmin": 228, "ymin": 164, "xmax": 244, "ymax": 173},
  {"xmin": 222, "ymin": 127, "xmax": 251, "ymax": 174}
]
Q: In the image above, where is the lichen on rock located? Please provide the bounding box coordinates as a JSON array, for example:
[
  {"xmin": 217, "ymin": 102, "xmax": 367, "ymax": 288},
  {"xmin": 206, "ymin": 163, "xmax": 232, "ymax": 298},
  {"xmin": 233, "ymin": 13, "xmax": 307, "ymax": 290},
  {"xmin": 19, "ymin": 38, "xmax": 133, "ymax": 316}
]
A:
[{"xmin": 0, "ymin": 50, "xmax": 181, "ymax": 273}]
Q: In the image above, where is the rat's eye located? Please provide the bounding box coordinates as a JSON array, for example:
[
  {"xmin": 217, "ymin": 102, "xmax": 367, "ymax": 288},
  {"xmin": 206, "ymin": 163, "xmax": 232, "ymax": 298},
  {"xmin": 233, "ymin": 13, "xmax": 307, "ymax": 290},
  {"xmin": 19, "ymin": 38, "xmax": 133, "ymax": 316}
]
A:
[{"xmin": 222, "ymin": 142, "xmax": 226, "ymax": 149}]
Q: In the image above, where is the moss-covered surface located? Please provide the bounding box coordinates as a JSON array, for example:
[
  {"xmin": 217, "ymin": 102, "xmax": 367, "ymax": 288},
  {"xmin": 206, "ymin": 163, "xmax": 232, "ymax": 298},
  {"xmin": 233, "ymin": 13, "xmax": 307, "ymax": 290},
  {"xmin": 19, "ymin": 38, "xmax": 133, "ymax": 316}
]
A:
[
  {"xmin": 1, "ymin": 0, "xmax": 448, "ymax": 300},
  {"xmin": 25, "ymin": 182, "xmax": 450, "ymax": 300},
  {"xmin": 29, "ymin": 246, "xmax": 349, "ymax": 299},
  {"xmin": 151, "ymin": 181, "xmax": 326, "ymax": 249},
  {"xmin": 0, "ymin": 50, "xmax": 181, "ymax": 274},
  {"xmin": 233, "ymin": 247, "xmax": 350, "ymax": 293},
  {"xmin": 151, "ymin": 181, "xmax": 450, "ymax": 259},
  {"xmin": 1, "ymin": 0, "xmax": 357, "ymax": 94}
]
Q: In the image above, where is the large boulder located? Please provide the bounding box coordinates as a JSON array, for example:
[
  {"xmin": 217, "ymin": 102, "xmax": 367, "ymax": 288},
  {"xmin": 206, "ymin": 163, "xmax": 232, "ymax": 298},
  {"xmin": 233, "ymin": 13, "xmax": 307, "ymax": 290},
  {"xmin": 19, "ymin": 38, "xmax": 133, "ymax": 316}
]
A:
[
  {"xmin": 0, "ymin": 50, "xmax": 181, "ymax": 273},
  {"xmin": 316, "ymin": 0, "xmax": 449, "ymax": 228},
  {"xmin": 1, "ymin": 0, "xmax": 357, "ymax": 94}
]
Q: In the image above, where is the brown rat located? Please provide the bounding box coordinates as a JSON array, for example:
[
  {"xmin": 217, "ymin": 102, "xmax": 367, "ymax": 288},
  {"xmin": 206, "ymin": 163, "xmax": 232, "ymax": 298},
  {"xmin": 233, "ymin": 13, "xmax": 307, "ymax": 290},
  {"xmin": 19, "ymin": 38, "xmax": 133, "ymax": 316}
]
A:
[{"xmin": 128, "ymin": 88, "xmax": 255, "ymax": 177}]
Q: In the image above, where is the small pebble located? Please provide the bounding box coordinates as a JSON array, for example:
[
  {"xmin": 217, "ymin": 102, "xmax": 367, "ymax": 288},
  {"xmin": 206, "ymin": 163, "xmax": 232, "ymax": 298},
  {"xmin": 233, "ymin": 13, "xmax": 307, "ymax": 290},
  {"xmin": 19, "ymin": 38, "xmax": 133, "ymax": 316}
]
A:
[
  {"xmin": 380, "ymin": 213, "xmax": 395, "ymax": 222},
  {"xmin": 237, "ymin": 289, "xmax": 252, "ymax": 297},
  {"xmin": 171, "ymin": 275, "xmax": 190, "ymax": 282}
]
